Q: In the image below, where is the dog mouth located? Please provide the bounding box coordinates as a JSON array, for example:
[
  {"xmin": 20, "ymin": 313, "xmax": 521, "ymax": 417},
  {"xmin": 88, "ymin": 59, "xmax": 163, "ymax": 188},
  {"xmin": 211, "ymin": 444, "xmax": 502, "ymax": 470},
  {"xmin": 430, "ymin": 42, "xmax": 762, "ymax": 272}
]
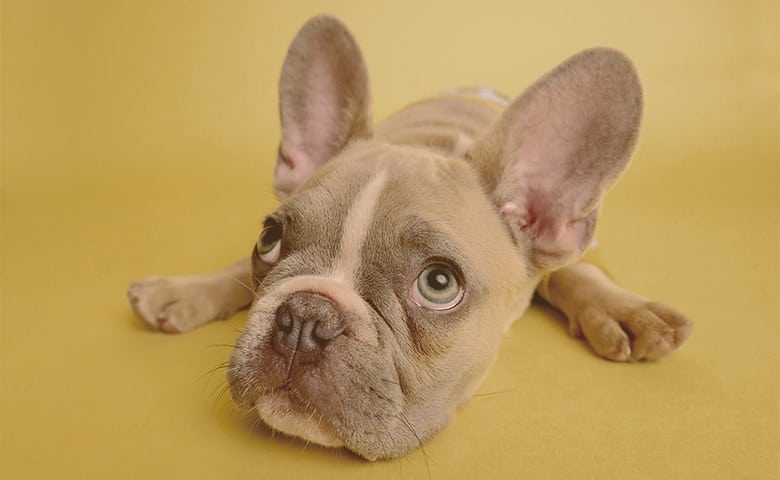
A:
[
  {"xmin": 231, "ymin": 335, "xmax": 441, "ymax": 460},
  {"xmin": 227, "ymin": 277, "xmax": 423, "ymax": 459},
  {"xmin": 231, "ymin": 342, "xmax": 415, "ymax": 460},
  {"xmin": 254, "ymin": 383, "xmax": 345, "ymax": 448}
]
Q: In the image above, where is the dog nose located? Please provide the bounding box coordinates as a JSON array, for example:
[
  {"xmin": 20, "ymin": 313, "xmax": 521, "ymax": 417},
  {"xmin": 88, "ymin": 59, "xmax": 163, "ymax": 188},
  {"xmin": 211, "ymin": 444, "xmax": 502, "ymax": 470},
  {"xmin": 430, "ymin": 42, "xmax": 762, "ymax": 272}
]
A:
[{"xmin": 273, "ymin": 292, "xmax": 344, "ymax": 355}]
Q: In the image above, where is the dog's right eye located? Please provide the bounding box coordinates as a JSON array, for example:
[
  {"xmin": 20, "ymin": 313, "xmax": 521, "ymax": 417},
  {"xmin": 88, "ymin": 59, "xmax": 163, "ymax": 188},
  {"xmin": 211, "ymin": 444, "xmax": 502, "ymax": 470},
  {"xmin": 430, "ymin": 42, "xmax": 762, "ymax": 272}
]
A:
[{"xmin": 257, "ymin": 218, "xmax": 283, "ymax": 264}]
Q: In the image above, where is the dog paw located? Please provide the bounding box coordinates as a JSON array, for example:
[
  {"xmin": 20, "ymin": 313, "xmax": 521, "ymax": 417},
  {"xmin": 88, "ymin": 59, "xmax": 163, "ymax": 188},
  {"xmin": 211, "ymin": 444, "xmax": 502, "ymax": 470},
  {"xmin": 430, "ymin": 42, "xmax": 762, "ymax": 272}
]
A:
[
  {"xmin": 571, "ymin": 299, "xmax": 693, "ymax": 362},
  {"xmin": 127, "ymin": 276, "xmax": 223, "ymax": 333}
]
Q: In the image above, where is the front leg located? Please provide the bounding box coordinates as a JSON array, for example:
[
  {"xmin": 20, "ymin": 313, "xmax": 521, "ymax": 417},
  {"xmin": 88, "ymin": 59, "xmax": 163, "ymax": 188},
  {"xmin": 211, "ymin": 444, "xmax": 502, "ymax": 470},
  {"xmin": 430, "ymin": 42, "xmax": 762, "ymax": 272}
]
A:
[
  {"xmin": 128, "ymin": 259, "xmax": 254, "ymax": 333},
  {"xmin": 537, "ymin": 262, "xmax": 693, "ymax": 361}
]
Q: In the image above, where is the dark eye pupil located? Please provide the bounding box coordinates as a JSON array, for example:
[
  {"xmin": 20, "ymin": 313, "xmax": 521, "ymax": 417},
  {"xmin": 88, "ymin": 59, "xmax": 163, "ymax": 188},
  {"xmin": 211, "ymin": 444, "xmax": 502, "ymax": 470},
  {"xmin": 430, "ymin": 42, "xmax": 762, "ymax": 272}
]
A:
[
  {"xmin": 426, "ymin": 269, "xmax": 450, "ymax": 290},
  {"xmin": 262, "ymin": 222, "xmax": 281, "ymax": 245}
]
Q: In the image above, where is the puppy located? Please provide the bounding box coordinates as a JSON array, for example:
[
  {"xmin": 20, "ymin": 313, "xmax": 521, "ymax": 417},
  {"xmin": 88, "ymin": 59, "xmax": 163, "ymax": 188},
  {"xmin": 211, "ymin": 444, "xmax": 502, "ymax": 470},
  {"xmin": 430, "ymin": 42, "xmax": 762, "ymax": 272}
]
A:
[{"xmin": 128, "ymin": 15, "xmax": 692, "ymax": 461}]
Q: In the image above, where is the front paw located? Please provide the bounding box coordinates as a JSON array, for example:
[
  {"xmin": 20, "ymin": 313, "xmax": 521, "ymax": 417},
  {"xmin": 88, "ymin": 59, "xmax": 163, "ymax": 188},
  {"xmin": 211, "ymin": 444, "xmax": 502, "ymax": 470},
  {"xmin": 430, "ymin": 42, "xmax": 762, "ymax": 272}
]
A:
[
  {"xmin": 127, "ymin": 276, "xmax": 221, "ymax": 333},
  {"xmin": 571, "ymin": 300, "xmax": 693, "ymax": 362}
]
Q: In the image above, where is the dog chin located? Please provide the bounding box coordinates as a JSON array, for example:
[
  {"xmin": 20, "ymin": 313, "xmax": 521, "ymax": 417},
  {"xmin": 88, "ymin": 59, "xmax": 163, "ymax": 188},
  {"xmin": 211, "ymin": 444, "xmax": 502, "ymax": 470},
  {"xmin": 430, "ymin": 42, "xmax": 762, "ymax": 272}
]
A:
[{"xmin": 255, "ymin": 390, "xmax": 344, "ymax": 448}]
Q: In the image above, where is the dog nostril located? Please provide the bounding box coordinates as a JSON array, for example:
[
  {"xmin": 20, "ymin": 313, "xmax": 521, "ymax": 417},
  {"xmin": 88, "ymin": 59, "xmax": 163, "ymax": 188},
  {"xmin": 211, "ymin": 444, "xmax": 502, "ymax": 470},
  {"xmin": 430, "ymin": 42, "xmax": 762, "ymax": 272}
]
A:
[
  {"xmin": 313, "ymin": 321, "xmax": 345, "ymax": 343},
  {"xmin": 297, "ymin": 319, "xmax": 344, "ymax": 352},
  {"xmin": 298, "ymin": 321, "xmax": 318, "ymax": 352},
  {"xmin": 276, "ymin": 306, "xmax": 293, "ymax": 332}
]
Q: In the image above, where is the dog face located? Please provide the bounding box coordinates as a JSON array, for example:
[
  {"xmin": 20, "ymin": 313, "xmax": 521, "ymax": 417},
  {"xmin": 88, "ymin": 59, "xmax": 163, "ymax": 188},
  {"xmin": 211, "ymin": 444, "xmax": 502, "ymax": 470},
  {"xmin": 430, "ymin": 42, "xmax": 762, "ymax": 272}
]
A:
[
  {"xmin": 229, "ymin": 144, "xmax": 533, "ymax": 459},
  {"xmin": 227, "ymin": 16, "xmax": 641, "ymax": 460}
]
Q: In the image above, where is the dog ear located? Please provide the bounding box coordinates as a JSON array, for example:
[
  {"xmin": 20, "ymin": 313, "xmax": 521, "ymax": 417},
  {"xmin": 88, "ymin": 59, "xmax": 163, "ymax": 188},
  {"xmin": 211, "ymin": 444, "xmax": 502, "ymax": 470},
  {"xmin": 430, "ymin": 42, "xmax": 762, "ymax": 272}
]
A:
[
  {"xmin": 468, "ymin": 48, "xmax": 642, "ymax": 271},
  {"xmin": 274, "ymin": 15, "xmax": 372, "ymax": 199}
]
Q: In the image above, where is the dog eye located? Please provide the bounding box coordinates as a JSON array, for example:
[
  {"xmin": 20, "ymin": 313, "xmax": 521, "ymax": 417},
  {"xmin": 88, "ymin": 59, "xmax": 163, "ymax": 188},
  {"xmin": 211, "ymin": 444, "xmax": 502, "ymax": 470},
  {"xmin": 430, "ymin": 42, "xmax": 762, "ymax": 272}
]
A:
[
  {"xmin": 409, "ymin": 263, "xmax": 464, "ymax": 310},
  {"xmin": 257, "ymin": 218, "xmax": 283, "ymax": 264}
]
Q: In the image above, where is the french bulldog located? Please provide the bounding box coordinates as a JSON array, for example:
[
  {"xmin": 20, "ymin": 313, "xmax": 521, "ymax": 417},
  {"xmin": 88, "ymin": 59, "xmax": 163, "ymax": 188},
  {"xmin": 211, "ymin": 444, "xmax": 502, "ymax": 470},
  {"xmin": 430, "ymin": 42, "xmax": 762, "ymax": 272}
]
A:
[{"xmin": 128, "ymin": 15, "xmax": 692, "ymax": 461}]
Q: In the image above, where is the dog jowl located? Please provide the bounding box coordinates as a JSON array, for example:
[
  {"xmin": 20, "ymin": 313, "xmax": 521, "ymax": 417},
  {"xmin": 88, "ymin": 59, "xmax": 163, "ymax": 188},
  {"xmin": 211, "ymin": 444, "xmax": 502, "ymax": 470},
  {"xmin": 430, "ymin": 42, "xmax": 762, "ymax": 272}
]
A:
[{"xmin": 128, "ymin": 15, "xmax": 692, "ymax": 461}]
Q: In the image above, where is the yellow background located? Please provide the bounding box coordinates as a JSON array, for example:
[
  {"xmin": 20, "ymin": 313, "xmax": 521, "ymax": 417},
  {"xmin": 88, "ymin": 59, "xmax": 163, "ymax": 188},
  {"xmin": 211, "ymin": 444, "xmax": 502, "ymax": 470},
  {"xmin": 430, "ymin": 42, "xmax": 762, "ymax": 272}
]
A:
[{"xmin": 2, "ymin": 1, "xmax": 778, "ymax": 479}]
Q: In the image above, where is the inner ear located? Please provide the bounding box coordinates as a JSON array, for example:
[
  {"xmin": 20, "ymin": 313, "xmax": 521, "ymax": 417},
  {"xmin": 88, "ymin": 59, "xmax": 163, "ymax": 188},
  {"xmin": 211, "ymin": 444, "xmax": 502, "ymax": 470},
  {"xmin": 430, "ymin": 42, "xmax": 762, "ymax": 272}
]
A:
[
  {"xmin": 274, "ymin": 15, "xmax": 372, "ymax": 199},
  {"xmin": 468, "ymin": 48, "xmax": 643, "ymax": 270}
]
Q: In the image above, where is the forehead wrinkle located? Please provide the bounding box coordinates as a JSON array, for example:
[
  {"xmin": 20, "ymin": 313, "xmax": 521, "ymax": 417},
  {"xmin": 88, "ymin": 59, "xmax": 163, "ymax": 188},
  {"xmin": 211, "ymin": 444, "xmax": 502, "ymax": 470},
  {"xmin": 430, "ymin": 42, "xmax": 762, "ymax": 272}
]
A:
[{"xmin": 399, "ymin": 215, "xmax": 463, "ymax": 255}]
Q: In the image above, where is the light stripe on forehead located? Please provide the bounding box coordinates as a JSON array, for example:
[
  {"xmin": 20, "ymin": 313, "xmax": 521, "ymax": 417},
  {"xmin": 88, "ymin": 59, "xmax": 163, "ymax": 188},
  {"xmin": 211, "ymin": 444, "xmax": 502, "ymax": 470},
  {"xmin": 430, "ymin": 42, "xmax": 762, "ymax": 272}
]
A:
[{"xmin": 330, "ymin": 170, "xmax": 388, "ymax": 286}]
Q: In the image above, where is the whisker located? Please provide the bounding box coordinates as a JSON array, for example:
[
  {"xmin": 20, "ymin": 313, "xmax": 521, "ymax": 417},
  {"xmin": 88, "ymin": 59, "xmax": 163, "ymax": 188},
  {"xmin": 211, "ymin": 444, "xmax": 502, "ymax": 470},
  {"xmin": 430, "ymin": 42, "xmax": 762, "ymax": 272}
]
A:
[
  {"xmin": 215, "ymin": 381, "xmax": 232, "ymax": 404},
  {"xmin": 250, "ymin": 414, "xmax": 265, "ymax": 436},
  {"xmin": 208, "ymin": 380, "xmax": 225, "ymax": 407},
  {"xmin": 206, "ymin": 343, "xmax": 239, "ymax": 349},
  {"xmin": 397, "ymin": 412, "xmax": 431, "ymax": 480},
  {"xmin": 224, "ymin": 326, "xmax": 247, "ymax": 337},
  {"xmin": 377, "ymin": 419, "xmax": 405, "ymax": 479},
  {"xmin": 230, "ymin": 276, "xmax": 260, "ymax": 299},
  {"xmin": 198, "ymin": 361, "xmax": 230, "ymax": 384},
  {"xmin": 207, "ymin": 377, "xmax": 234, "ymax": 410},
  {"xmin": 472, "ymin": 389, "xmax": 515, "ymax": 398}
]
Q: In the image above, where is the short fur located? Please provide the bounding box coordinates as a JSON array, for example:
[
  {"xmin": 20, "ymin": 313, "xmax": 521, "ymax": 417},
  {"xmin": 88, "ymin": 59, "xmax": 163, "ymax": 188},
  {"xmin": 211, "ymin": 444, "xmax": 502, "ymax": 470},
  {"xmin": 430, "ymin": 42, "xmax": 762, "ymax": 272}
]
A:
[{"xmin": 128, "ymin": 15, "xmax": 692, "ymax": 460}]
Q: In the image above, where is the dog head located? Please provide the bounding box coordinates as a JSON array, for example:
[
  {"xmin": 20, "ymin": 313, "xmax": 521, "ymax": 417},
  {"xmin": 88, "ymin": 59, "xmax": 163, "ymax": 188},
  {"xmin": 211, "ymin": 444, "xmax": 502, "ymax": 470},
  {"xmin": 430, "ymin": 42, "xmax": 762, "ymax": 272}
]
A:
[{"xmin": 228, "ymin": 15, "xmax": 642, "ymax": 460}]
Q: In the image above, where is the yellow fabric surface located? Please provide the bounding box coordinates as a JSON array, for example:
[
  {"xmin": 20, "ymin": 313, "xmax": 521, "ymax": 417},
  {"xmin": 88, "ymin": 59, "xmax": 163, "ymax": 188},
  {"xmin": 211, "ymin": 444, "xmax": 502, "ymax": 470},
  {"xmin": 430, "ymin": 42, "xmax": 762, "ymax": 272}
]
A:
[{"xmin": 2, "ymin": 1, "xmax": 778, "ymax": 479}]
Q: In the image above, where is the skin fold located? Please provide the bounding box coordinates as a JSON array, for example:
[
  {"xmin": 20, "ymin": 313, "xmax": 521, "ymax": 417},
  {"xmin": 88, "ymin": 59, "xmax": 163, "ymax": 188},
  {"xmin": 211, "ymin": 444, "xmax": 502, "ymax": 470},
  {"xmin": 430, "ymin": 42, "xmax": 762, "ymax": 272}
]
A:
[{"xmin": 128, "ymin": 15, "xmax": 692, "ymax": 461}]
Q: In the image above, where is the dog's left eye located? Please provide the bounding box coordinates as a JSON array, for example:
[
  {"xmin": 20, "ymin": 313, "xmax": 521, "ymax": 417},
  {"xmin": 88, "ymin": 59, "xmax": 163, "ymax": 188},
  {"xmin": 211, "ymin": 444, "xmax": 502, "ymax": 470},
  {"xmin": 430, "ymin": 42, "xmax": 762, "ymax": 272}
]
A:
[
  {"xmin": 257, "ymin": 218, "xmax": 283, "ymax": 264},
  {"xmin": 409, "ymin": 263, "xmax": 464, "ymax": 310}
]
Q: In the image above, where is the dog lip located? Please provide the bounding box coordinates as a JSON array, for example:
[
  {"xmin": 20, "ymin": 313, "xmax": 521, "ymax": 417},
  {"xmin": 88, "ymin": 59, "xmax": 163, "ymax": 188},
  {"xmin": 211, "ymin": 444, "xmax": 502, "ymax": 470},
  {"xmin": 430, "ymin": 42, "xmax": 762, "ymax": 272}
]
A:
[
  {"xmin": 262, "ymin": 380, "xmax": 316, "ymax": 414},
  {"xmin": 254, "ymin": 384, "xmax": 345, "ymax": 448},
  {"xmin": 256, "ymin": 384, "xmax": 309, "ymax": 418}
]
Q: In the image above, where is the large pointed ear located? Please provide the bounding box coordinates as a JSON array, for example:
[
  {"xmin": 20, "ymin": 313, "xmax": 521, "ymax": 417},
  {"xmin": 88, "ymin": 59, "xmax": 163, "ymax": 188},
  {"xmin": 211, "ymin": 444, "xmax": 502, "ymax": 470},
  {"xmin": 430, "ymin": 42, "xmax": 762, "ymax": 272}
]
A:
[
  {"xmin": 467, "ymin": 48, "xmax": 643, "ymax": 271},
  {"xmin": 274, "ymin": 15, "xmax": 372, "ymax": 199}
]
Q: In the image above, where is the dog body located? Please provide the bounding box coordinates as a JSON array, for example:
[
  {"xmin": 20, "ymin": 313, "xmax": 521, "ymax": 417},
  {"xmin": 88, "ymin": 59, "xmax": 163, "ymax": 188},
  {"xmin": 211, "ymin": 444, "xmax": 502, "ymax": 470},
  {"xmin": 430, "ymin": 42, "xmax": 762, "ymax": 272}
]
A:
[{"xmin": 128, "ymin": 16, "xmax": 692, "ymax": 460}]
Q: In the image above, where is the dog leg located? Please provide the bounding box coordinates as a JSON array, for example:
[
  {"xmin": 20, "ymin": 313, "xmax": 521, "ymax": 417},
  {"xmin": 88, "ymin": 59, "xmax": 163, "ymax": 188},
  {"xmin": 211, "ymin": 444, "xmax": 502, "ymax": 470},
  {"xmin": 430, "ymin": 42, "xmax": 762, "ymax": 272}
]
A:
[
  {"xmin": 128, "ymin": 259, "xmax": 254, "ymax": 333},
  {"xmin": 537, "ymin": 262, "xmax": 692, "ymax": 361}
]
